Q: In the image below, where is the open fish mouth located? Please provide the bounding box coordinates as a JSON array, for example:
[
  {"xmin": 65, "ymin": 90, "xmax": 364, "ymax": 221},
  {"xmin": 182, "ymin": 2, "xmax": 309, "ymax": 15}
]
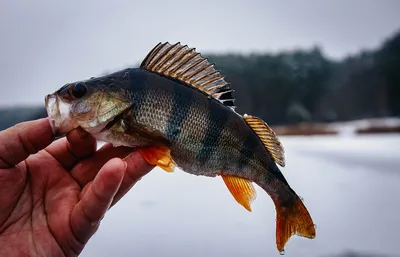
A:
[
  {"xmin": 45, "ymin": 94, "xmax": 61, "ymax": 136},
  {"xmin": 45, "ymin": 93, "xmax": 59, "ymax": 135},
  {"xmin": 45, "ymin": 93, "xmax": 76, "ymax": 136}
]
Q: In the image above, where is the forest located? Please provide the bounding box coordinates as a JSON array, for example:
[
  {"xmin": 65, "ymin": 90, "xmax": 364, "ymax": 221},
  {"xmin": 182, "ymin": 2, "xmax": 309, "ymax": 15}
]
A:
[{"xmin": 205, "ymin": 29, "xmax": 400, "ymax": 125}]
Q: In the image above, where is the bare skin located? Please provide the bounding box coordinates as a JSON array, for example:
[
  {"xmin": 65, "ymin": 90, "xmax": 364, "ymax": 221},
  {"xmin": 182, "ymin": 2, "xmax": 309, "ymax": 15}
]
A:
[{"xmin": 0, "ymin": 118, "xmax": 154, "ymax": 257}]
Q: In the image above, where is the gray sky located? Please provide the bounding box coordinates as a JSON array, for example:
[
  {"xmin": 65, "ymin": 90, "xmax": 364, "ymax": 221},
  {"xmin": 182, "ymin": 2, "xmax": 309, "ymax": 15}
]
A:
[{"xmin": 0, "ymin": 0, "xmax": 399, "ymax": 106}]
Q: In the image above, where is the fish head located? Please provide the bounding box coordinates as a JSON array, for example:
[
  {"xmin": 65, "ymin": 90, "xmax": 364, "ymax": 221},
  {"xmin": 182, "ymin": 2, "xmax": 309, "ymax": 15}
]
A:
[{"xmin": 45, "ymin": 75, "xmax": 131, "ymax": 136}]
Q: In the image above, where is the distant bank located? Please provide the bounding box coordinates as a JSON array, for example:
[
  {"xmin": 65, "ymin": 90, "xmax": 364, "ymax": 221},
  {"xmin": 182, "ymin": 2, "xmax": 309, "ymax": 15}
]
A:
[
  {"xmin": 0, "ymin": 106, "xmax": 47, "ymax": 131},
  {"xmin": 0, "ymin": 106, "xmax": 398, "ymax": 136},
  {"xmin": 271, "ymin": 118, "xmax": 400, "ymax": 136}
]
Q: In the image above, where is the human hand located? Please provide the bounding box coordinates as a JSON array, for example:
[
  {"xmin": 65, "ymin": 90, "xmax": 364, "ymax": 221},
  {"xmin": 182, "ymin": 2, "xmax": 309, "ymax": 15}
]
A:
[{"xmin": 0, "ymin": 118, "xmax": 153, "ymax": 257}]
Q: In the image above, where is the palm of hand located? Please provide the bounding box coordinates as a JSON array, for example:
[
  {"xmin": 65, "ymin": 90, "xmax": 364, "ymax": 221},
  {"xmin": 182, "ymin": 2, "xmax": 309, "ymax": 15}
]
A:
[{"xmin": 0, "ymin": 119, "xmax": 153, "ymax": 257}]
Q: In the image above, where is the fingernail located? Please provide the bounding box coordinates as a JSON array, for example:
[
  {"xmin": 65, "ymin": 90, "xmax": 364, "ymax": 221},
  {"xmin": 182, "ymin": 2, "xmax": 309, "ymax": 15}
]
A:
[{"xmin": 77, "ymin": 127, "xmax": 89, "ymax": 138}]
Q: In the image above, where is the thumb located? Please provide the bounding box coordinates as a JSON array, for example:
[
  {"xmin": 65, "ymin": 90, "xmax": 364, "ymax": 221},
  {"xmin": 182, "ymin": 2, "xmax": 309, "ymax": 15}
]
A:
[{"xmin": 70, "ymin": 158, "xmax": 125, "ymax": 244}]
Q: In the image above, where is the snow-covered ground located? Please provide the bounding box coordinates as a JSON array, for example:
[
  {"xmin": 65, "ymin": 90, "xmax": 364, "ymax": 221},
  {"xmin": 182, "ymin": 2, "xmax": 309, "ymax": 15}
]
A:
[{"xmin": 81, "ymin": 135, "xmax": 400, "ymax": 257}]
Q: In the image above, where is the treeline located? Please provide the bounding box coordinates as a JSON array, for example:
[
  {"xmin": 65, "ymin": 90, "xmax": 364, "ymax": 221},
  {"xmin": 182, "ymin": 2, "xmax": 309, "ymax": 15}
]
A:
[
  {"xmin": 1, "ymin": 30, "xmax": 399, "ymax": 130},
  {"xmin": 206, "ymin": 29, "xmax": 400, "ymax": 125}
]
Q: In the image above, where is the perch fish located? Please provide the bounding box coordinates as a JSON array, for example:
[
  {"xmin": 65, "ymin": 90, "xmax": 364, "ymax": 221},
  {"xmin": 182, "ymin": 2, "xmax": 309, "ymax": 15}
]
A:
[{"xmin": 45, "ymin": 42, "xmax": 316, "ymax": 253}]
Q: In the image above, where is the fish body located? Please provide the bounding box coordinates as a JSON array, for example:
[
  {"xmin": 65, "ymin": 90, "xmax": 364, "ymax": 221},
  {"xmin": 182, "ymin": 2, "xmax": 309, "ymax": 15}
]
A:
[
  {"xmin": 45, "ymin": 42, "xmax": 315, "ymax": 253},
  {"xmin": 100, "ymin": 69, "xmax": 269, "ymax": 180}
]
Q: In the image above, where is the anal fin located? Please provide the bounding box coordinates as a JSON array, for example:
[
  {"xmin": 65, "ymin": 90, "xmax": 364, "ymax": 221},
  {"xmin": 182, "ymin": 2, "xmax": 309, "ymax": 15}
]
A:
[
  {"xmin": 138, "ymin": 146, "xmax": 175, "ymax": 172},
  {"xmin": 221, "ymin": 175, "xmax": 257, "ymax": 212}
]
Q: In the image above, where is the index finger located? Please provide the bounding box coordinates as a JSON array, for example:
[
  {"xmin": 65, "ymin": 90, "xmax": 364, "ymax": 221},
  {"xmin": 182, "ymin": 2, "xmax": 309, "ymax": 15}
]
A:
[
  {"xmin": 0, "ymin": 118, "xmax": 54, "ymax": 168},
  {"xmin": 45, "ymin": 127, "xmax": 97, "ymax": 170}
]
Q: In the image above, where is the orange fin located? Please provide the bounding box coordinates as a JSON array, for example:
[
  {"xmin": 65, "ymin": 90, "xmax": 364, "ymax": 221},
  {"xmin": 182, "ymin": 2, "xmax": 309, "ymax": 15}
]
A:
[
  {"xmin": 221, "ymin": 175, "xmax": 257, "ymax": 212},
  {"xmin": 275, "ymin": 196, "xmax": 316, "ymax": 253},
  {"xmin": 138, "ymin": 146, "xmax": 175, "ymax": 172}
]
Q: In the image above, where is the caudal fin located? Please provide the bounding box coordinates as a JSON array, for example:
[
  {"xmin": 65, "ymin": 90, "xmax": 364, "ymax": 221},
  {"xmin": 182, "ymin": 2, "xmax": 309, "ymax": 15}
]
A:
[{"xmin": 275, "ymin": 196, "xmax": 316, "ymax": 253}]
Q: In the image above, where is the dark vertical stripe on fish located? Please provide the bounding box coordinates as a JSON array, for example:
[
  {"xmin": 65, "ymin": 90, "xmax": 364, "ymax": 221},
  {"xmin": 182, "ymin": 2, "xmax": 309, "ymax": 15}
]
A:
[
  {"xmin": 166, "ymin": 86, "xmax": 193, "ymax": 142},
  {"xmin": 238, "ymin": 133, "xmax": 256, "ymax": 170},
  {"xmin": 129, "ymin": 70, "xmax": 148, "ymax": 119},
  {"xmin": 197, "ymin": 102, "xmax": 230, "ymax": 164}
]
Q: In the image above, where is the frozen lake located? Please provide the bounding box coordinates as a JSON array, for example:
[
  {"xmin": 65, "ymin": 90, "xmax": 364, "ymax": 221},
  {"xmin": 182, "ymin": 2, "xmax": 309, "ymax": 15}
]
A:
[{"xmin": 81, "ymin": 135, "xmax": 400, "ymax": 257}]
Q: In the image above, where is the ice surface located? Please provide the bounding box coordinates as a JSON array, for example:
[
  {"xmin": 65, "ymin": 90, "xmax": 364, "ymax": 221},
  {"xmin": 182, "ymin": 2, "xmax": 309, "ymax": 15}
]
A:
[{"xmin": 81, "ymin": 135, "xmax": 400, "ymax": 257}]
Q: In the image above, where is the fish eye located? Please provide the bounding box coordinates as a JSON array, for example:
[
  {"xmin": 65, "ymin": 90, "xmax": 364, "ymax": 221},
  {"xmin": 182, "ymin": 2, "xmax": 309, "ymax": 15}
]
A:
[{"xmin": 71, "ymin": 82, "xmax": 87, "ymax": 98}]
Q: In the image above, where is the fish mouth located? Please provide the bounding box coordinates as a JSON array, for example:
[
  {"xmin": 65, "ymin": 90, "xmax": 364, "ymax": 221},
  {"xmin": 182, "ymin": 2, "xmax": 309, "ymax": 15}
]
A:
[
  {"xmin": 45, "ymin": 93, "xmax": 75, "ymax": 136},
  {"xmin": 45, "ymin": 93, "xmax": 60, "ymax": 135}
]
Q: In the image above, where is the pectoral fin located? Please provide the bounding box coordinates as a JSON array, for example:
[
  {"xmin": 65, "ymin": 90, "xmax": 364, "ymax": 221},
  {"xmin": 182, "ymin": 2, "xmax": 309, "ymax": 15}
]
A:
[
  {"xmin": 222, "ymin": 175, "xmax": 257, "ymax": 212},
  {"xmin": 139, "ymin": 146, "xmax": 175, "ymax": 172}
]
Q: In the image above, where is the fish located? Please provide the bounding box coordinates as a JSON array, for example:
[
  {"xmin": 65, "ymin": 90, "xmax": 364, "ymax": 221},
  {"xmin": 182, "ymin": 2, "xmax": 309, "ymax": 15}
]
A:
[{"xmin": 45, "ymin": 42, "xmax": 316, "ymax": 254}]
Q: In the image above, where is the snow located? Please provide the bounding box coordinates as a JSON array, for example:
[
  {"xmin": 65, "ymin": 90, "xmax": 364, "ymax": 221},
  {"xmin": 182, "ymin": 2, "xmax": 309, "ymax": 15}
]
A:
[
  {"xmin": 81, "ymin": 135, "xmax": 400, "ymax": 257},
  {"xmin": 330, "ymin": 118, "xmax": 400, "ymax": 136}
]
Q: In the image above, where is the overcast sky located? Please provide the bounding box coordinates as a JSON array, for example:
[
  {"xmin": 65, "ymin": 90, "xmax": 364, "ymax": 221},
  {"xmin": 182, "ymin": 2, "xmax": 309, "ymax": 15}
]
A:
[{"xmin": 0, "ymin": 0, "xmax": 399, "ymax": 106}]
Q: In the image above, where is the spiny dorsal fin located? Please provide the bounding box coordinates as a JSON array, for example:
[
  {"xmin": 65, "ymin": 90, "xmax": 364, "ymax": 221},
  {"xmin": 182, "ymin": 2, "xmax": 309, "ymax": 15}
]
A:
[
  {"xmin": 140, "ymin": 42, "xmax": 236, "ymax": 110},
  {"xmin": 243, "ymin": 114, "xmax": 285, "ymax": 167}
]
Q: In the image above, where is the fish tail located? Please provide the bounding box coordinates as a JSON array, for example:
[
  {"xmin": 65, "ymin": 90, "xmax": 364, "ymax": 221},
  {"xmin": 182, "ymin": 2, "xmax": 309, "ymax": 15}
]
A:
[
  {"xmin": 258, "ymin": 178, "xmax": 316, "ymax": 253},
  {"xmin": 274, "ymin": 194, "xmax": 315, "ymax": 253}
]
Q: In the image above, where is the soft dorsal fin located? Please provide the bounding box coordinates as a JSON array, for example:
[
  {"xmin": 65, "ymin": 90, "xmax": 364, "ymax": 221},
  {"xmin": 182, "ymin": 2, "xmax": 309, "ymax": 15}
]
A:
[
  {"xmin": 243, "ymin": 115, "xmax": 285, "ymax": 167},
  {"xmin": 140, "ymin": 42, "xmax": 236, "ymax": 110}
]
